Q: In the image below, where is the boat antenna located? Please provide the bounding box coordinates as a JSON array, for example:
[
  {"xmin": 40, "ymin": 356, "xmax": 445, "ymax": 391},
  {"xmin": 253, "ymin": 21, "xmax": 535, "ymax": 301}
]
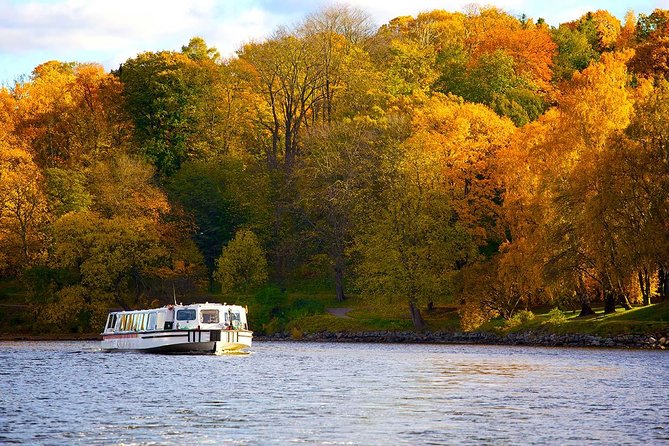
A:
[{"xmin": 172, "ymin": 283, "xmax": 177, "ymax": 306}]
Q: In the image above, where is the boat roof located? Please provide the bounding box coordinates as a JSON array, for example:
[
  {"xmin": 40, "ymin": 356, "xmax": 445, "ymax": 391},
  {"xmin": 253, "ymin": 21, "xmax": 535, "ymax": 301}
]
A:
[{"xmin": 109, "ymin": 303, "xmax": 246, "ymax": 314}]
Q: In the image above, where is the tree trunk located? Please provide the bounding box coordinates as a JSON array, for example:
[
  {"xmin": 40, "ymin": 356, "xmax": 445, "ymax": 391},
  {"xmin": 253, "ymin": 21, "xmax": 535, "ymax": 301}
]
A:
[
  {"xmin": 603, "ymin": 289, "xmax": 616, "ymax": 314},
  {"xmin": 658, "ymin": 266, "xmax": 667, "ymax": 301},
  {"xmin": 645, "ymin": 267, "xmax": 651, "ymax": 304},
  {"xmin": 639, "ymin": 268, "xmax": 651, "ymax": 306},
  {"xmin": 409, "ymin": 301, "xmax": 426, "ymax": 332},
  {"xmin": 334, "ymin": 261, "xmax": 346, "ymax": 302},
  {"xmin": 577, "ymin": 276, "xmax": 595, "ymax": 316},
  {"xmin": 615, "ymin": 278, "xmax": 632, "ymax": 310},
  {"xmin": 617, "ymin": 292, "xmax": 632, "ymax": 310}
]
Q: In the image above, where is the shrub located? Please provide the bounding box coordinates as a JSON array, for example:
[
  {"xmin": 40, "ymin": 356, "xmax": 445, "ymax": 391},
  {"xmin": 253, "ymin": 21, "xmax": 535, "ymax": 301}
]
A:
[
  {"xmin": 505, "ymin": 309, "xmax": 535, "ymax": 328},
  {"xmin": 459, "ymin": 301, "xmax": 497, "ymax": 332},
  {"xmin": 545, "ymin": 307, "xmax": 568, "ymax": 324}
]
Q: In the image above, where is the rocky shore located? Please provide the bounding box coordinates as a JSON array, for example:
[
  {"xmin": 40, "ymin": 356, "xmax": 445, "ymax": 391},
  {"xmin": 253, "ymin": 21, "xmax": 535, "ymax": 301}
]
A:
[{"xmin": 257, "ymin": 330, "xmax": 669, "ymax": 349}]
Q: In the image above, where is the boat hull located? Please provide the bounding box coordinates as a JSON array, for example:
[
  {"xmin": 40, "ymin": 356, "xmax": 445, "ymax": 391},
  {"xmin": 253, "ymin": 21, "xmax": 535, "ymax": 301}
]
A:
[{"xmin": 101, "ymin": 329, "xmax": 252, "ymax": 354}]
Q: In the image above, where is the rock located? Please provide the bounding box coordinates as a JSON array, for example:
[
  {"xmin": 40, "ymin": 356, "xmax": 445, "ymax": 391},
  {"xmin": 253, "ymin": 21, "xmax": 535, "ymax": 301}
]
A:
[{"xmin": 659, "ymin": 337, "xmax": 667, "ymax": 345}]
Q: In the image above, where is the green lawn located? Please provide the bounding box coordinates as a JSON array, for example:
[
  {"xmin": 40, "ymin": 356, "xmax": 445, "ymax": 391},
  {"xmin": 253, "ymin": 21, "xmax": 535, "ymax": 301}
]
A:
[{"xmin": 480, "ymin": 301, "xmax": 669, "ymax": 337}]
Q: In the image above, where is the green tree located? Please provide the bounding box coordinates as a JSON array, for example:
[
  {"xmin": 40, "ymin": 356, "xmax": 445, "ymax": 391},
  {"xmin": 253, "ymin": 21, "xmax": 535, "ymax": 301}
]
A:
[
  {"xmin": 167, "ymin": 159, "xmax": 270, "ymax": 270},
  {"xmin": 51, "ymin": 212, "xmax": 168, "ymax": 312},
  {"xmin": 214, "ymin": 229, "xmax": 268, "ymax": 294},
  {"xmin": 353, "ymin": 109, "xmax": 474, "ymax": 330},
  {"xmin": 45, "ymin": 168, "xmax": 91, "ymax": 217},
  {"xmin": 551, "ymin": 25, "xmax": 599, "ymax": 80}
]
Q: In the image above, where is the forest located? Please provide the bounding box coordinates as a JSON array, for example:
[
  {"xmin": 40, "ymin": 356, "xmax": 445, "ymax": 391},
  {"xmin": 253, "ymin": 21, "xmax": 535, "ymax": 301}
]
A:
[{"xmin": 1, "ymin": 5, "xmax": 669, "ymax": 334}]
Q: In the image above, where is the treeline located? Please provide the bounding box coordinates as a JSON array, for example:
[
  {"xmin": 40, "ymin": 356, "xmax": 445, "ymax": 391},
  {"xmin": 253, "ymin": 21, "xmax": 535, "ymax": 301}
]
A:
[{"xmin": 1, "ymin": 6, "xmax": 668, "ymax": 332}]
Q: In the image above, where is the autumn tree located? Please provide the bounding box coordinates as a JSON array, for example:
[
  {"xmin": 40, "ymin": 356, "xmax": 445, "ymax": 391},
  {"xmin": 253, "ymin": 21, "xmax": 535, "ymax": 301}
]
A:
[
  {"xmin": 51, "ymin": 212, "xmax": 167, "ymax": 316},
  {"xmin": 502, "ymin": 51, "xmax": 636, "ymax": 315},
  {"xmin": 353, "ymin": 104, "xmax": 478, "ymax": 330},
  {"xmin": 626, "ymin": 78, "xmax": 669, "ymax": 301},
  {"xmin": 44, "ymin": 168, "xmax": 91, "ymax": 217},
  {"xmin": 0, "ymin": 148, "xmax": 49, "ymax": 272},
  {"xmin": 10, "ymin": 61, "xmax": 131, "ymax": 169},
  {"xmin": 629, "ymin": 9, "xmax": 669, "ymax": 79},
  {"xmin": 300, "ymin": 5, "xmax": 376, "ymax": 122},
  {"xmin": 236, "ymin": 31, "xmax": 326, "ymax": 171},
  {"xmin": 432, "ymin": 8, "xmax": 555, "ymax": 125}
]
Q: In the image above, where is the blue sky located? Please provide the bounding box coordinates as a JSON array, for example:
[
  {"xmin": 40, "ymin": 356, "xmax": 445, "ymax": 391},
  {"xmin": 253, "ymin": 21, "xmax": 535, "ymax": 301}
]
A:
[{"xmin": 0, "ymin": 0, "xmax": 665, "ymax": 85}]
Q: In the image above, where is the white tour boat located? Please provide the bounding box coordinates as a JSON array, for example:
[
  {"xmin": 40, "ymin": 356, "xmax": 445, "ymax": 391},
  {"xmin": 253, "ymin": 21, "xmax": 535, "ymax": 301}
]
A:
[{"xmin": 101, "ymin": 302, "xmax": 252, "ymax": 353}]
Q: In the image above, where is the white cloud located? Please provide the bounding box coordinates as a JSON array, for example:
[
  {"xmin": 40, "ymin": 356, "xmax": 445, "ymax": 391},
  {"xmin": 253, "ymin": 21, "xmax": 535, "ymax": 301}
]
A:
[
  {"xmin": 0, "ymin": 0, "xmax": 297, "ymax": 79},
  {"xmin": 0, "ymin": 0, "xmax": 660, "ymax": 84}
]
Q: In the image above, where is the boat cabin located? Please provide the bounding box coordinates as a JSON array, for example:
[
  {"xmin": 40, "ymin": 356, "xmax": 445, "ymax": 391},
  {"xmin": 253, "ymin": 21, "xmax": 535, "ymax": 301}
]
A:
[{"xmin": 102, "ymin": 303, "xmax": 248, "ymax": 335}]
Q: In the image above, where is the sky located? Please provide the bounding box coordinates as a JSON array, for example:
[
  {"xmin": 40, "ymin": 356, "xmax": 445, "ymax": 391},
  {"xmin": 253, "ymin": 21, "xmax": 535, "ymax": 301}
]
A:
[{"xmin": 0, "ymin": 0, "xmax": 666, "ymax": 85}]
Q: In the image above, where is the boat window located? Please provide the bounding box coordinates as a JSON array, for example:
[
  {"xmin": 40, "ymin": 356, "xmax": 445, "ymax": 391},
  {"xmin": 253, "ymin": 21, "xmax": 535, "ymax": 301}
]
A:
[
  {"xmin": 177, "ymin": 309, "xmax": 196, "ymax": 321},
  {"xmin": 224, "ymin": 310, "xmax": 241, "ymax": 325},
  {"xmin": 107, "ymin": 314, "xmax": 116, "ymax": 329},
  {"xmin": 200, "ymin": 310, "xmax": 219, "ymax": 324},
  {"xmin": 147, "ymin": 312, "xmax": 157, "ymax": 331}
]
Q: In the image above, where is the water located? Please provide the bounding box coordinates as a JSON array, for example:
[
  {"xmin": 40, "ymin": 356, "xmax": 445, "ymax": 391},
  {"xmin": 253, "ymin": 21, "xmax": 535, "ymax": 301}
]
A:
[{"xmin": 1, "ymin": 341, "xmax": 667, "ymax": 445}]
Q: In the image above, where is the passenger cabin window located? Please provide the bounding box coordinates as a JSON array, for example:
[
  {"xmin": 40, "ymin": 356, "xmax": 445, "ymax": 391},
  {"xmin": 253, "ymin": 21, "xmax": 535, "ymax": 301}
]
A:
[
  {"xmin": 200, "ymin": 310, "xmax": 219, "ymax": 324},
  {"xmin": 225, "ymin": 310, "xmax": 241, "ymax": 326},
  {"xmin": 147, "ymin": 312, "xmax": 157, "ymax": 331},
  {"xmin": 177, "ymin": 309, "xmax": 196, "ymax": 321},
  {"xmin": 107, "ymin": 314, "xmax": 116, "ymax": 329}
]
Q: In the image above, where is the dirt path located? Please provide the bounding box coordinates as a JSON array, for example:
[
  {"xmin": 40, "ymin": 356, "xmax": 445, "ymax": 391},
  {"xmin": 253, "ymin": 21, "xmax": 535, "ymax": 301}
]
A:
[{"xmin": 326, "ymin": 308, "xmax": 353, "ymax": 319}]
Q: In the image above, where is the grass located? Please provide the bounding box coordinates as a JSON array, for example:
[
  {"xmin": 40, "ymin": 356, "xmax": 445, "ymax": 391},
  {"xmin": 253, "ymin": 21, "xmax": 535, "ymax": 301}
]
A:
[{"xmin": 480, "ymin": 301, "xmax": 669, "ymax": 337}]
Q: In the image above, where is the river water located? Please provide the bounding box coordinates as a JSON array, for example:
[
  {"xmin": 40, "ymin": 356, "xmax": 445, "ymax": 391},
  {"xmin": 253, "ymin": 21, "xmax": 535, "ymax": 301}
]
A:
[{"xmin": 1, "ymin": 341, "xmax": 667, "ymax": 445}]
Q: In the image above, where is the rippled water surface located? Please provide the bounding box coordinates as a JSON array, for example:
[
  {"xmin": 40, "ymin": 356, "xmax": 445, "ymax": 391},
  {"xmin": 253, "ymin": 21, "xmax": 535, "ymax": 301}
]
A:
[{"xmin": 1, "ymin": 341, "xmax": 668, "ymax": 445}]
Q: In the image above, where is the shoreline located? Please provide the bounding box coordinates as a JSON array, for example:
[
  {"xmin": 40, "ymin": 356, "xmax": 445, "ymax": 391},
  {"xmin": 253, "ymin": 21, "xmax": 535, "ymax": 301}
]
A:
[
  {"xmin": 2, "ymin": 330, "xmax": 667, "ymax": 349},
  {"xmin": 257, "ymin": 330, "xmax": 669, "ymax": 349}
]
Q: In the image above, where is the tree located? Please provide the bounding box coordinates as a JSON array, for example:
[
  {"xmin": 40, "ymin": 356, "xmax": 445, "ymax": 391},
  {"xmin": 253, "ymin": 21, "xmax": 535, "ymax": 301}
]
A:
[
  {"xmin": 432, "ymin": 10, "xmax": 555, "ymax": 125},
  {"xmin": 551, "ymin": 25, "xmax": 599, "ymax": 80},
  {"xmin": 300, "ymin": 5, "xmax": 376, "ymax": 122},
  {"xmin": 298, "ymin": 118, "xmax": 400, "ymax": 301},
  {"xmin": 408, "ymin": 95, "xmax": 515, "ymax": 246},
  {"xmin": 566, "ymin": 10, "xmax": 622, "ymax": 53},
  {"xmin": 10, "ymin": 62, "xmax": 131, "ymax": 169},
  {"xmin": 119, "ymin": 46, "xmax": 231, "ymax": 175},
  {"xmin": 0, "ymin": 147, "xmax": 49, "ymax": 272},
  {"xmin": 236, "ymin": 31, "xmax": 326, "ymax": 171},
  {"xmin": 44, "ymin": 168, "xmax": 91, "ymax": 217},
  {"xmin": 503, "ymin": 51, "xmax": 636, "ymax": 315},
  {"xmin": 214, "ymin": 229, "xmax": 268, "ymax": 294},
  {"xmin": 181, "ymin": 37, "xmax": 221, "ymax": 62},
  {"xmin": 87, "ymin": 155, "xmax": 169, "ymax": 221},
  {"xmin": 51, "ymin": 212, "xmax": 168, "ymax": 313},
  {"xmin": 629, "ymin": 10, "xmax": 669, "ymax": 79},
  {"xmin": 353, "ymin": 106, "xmax": 476, "ymax": 330},
  {"xmin": 166, "ymin": 158, "xmax": 270, "ymax": 270}
]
